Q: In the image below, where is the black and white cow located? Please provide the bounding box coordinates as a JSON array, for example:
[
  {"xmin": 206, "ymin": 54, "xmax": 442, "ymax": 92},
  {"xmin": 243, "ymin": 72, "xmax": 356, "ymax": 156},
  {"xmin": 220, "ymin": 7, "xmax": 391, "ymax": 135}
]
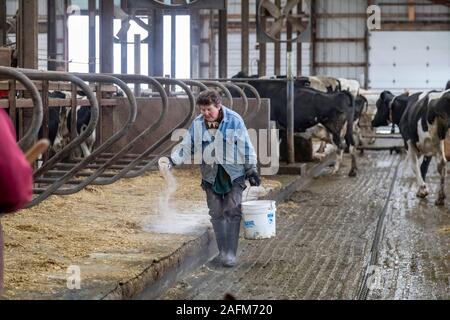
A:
[
  {"xmin": 446, "ymin": 80, "xmax": 450, "ymax": 90},
  {"xmin": 38, "ymin": 91, "xmax": 67, "ymax": 148},
  {"xmin": 39, "ymin": 91, "xmax": 95, "ymax": 158},
  {"xmin": 242, "ymin": 79, "xmax": 357, "ymax": 176},
  {"xmin": 371, "ymin": 90, "xmax": 423, "ymax": 134},
  {"xmin": 399, "ymin": 89, "xmax": 450, "ymax": 205}
]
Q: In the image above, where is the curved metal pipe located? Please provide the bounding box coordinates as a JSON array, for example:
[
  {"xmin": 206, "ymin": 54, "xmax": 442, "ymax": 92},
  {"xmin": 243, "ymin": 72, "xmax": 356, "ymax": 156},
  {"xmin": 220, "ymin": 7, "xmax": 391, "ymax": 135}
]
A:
[
  {"xmin": 27, "ymin": 74, "xmax": 136, "ymax": 205},
  {"xmin": 234, "ymin": 82, "xmax": 261, "ymax": 120},
  {"xmin": 0, "ymin": 67, "xmax": 43, "ymax": 151},
  {"xmin": 96, "ymin": 78, "xmax": 196, "ymax": 182},
  {"xmin": 57, "ymin": 74, "xmax": 169, "ymax": 189},
  {"xmin": 182, "ymin": 79, "xmax": 209, "ymax": 92},
  {"xmin": 200, "ymin": 80, "xmax": 233, "ymax": 108},
  {"xmin": 223, "ymin": 82, "xmax": 248, "ymax": 118},
  {"xmin": 42, "ymin": 73, "xmax": 139, "ymax": 196}
]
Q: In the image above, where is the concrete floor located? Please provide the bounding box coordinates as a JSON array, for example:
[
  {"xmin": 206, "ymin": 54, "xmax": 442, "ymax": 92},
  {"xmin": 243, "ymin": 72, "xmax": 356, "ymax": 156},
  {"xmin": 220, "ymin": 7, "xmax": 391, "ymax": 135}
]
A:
[{"xmin": 160, "ymin": 151, "xmax": 450, "ymax": 300}]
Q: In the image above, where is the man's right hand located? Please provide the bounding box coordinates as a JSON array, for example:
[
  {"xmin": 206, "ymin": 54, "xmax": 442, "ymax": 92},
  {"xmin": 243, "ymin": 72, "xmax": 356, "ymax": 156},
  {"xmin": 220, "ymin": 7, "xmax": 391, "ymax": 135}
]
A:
[{"xmin": 246, "ymin": 169, "xmax": 261, "ymax": 187}]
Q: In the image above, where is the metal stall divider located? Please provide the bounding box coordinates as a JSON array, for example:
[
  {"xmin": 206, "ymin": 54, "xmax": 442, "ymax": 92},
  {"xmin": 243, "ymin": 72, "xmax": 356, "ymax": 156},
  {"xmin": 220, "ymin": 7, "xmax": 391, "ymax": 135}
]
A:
[
  {"xmin": 28, "ymin": 73, "xmax": 137, "ymax": 204},
  {"xmin": 118, "ymin": 77, "xmax": 195, "ymax": 178},
  {"xmin": 51, "ymin": 74, "xmax": 167, "ymax": 191}
]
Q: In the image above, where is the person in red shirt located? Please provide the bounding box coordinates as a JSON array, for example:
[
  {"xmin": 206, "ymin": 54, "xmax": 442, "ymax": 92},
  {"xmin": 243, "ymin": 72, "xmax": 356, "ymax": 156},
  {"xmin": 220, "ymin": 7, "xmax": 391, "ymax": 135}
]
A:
[{"xmin": 0, "ymin": 108, "xmax": 33, "ymax": 297}]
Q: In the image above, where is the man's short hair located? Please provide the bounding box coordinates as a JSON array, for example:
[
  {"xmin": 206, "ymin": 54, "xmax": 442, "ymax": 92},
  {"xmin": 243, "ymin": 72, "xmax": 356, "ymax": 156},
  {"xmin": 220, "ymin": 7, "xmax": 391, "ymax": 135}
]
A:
[{"xmin": 197, "ymin": 89, "xmax": 222, "ymax": 107}]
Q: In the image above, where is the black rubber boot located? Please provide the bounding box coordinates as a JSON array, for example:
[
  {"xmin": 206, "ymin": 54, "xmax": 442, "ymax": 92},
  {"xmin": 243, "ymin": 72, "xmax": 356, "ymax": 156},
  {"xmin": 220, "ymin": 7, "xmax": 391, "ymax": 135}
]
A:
[
  {"xmin": 211, "ymin": 218, "xmax": 227, "ymax": 264},
  {"xmin": 223, "ymin": 218, "xmax": 241, "ymax": 268}
]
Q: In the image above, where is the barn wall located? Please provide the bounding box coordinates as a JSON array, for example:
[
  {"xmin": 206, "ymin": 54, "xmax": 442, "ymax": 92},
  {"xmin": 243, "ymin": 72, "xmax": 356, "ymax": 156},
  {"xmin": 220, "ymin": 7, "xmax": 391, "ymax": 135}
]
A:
[
  {"xmin": 200, "ymin": 0, "xmax": 311, "ymax": 78},
  {"xmin": 314, "ymin": 0, "xmax": 368, "ymax": 84}
]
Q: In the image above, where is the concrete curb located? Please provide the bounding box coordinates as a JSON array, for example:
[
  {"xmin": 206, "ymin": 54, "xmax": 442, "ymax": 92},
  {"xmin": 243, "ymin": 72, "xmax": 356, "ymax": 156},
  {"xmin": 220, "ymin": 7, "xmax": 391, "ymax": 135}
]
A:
[{"xmin": 100, "ymin": 154, "xmax": 335, "ymax": 300}]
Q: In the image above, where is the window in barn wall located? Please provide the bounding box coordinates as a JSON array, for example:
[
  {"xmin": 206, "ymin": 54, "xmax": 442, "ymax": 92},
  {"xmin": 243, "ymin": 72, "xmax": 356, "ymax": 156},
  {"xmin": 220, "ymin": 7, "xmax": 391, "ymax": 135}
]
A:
[{"xmin": 163, "ymin": 15, "xmax": 191, "ymax": 79}]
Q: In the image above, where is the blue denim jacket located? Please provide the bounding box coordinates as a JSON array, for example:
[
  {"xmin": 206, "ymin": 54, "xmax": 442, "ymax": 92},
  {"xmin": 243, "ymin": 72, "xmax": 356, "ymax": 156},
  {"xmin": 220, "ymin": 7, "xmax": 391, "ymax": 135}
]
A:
[{"xmin": 171, "ymin": 106, "xmax": 257, "ymax": 184}]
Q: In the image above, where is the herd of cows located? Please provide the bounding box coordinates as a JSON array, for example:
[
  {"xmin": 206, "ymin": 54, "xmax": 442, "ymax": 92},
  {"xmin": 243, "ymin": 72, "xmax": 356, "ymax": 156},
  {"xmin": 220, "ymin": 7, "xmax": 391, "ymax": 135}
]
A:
[{"xmin": 5, "ymin": 75, "xmax": 450, "ymax": 206}]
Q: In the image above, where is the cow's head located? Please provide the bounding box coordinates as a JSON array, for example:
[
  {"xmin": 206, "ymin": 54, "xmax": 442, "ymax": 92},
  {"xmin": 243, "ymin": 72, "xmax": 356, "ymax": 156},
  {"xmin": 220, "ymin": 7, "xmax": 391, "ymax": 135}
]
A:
[{"xmin": 372, "ymin": 91, "xmax": 394, "ymax": 127}]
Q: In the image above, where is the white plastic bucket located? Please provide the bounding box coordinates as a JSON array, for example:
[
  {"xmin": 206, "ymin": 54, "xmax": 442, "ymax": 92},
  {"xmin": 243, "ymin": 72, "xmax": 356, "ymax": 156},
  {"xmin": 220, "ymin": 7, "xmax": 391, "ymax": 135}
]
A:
[{"xmin": 242, "ymin": 200, "xmax": 276, "ymax": 239}]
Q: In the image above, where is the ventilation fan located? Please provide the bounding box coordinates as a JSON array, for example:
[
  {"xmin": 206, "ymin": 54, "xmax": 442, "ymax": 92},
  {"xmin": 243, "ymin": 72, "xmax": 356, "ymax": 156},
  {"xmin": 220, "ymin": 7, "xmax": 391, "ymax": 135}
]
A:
[
  {"xmin": 257, "ymin": 0, "xmax": 311, "ymax": 43},
  {"xmin": 114, "ymin": 6, "xmax": 149, "ymax": 42}
]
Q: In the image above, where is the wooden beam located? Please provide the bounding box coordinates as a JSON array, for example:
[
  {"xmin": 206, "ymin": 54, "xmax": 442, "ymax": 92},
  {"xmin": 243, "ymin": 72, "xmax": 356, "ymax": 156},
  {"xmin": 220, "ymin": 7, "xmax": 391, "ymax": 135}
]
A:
[{"xmin": 408, "ymin": 0, "xmax": 416, "ymax": 21}]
